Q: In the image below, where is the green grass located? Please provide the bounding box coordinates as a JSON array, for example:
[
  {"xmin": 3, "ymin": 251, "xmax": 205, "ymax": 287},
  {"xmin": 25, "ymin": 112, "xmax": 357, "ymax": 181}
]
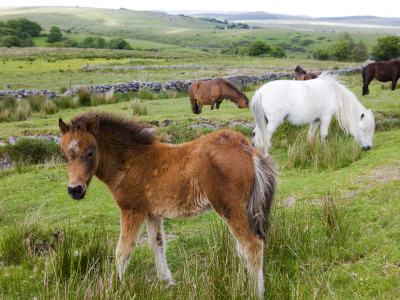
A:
[{"xmin": 1, "ymin": 45, "xmax": 400, "ymax": 298}]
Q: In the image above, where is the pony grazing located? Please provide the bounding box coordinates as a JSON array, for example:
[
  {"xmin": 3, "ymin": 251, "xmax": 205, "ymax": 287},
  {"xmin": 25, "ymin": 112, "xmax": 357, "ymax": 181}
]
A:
[
  {"xmin": 59, "ymin": 111, "xmax": 275, "ymax": 298},
  {"xmin": 294, "ymin": 65, "xmax": 318, "ymax": 80},
  {"xmin": 189, "ymin": 78, "xmax": 249, "ymax": 114},
  {"xmin": 251, "ymin": 74, "xmax": 375, "ymax": 155},
  {"xmin": 362, "ymin": 59, "xmax": 400, "ymax": 95}
]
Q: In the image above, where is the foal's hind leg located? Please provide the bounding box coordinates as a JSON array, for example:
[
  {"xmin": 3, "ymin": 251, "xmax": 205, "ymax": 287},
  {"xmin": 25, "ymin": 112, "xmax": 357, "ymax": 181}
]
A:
[
  {"xmin": 227, "ymin": 215, "xmax": 264, "ymax": 297},
  {"xmin": 146, "ymin": 216, "xmax": 173, "ymax": 284},
  {"xmin": 116, "ymin": 209, "xmax": 147, "ymax": 280},
  {"xmin": 213, "ymin": 203, "xmax": 264, "ymax": 297}
]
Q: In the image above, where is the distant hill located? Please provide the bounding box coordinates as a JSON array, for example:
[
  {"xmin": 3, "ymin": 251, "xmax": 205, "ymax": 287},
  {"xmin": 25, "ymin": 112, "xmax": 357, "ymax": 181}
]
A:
[{"xmin": 181, "ymin": 11, "xmax": 400, "ymax": 27}]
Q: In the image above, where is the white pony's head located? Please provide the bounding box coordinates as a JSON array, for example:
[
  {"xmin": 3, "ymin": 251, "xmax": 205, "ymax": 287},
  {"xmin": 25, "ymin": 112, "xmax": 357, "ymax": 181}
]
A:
[{"xmin": 356, "ymin": 109, "xmax": 375, "ymax": 150}]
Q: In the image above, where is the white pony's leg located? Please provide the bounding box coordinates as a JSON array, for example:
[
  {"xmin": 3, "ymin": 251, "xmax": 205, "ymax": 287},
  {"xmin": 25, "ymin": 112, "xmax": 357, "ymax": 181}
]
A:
[
  {"xmin": 146, "ymin": 216, "xmax": 173, "ymax": 284},
  {"xmin": 263, "ymin": 121, "xmax": 281, "ymax": 155},
  {"xmin": 319, "ymin": 117, "xmax": 331, "ymax": 142},
  {"xmin": 307, "ymin": 120, "xmax": 320, "ymax": 142}
]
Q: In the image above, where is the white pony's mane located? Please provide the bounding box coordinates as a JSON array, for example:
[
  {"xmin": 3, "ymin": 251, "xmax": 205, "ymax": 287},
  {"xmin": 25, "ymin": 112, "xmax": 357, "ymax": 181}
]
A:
[{"xmin": 317, "ymin": 72, "xmax": 373, "ymax": 137}]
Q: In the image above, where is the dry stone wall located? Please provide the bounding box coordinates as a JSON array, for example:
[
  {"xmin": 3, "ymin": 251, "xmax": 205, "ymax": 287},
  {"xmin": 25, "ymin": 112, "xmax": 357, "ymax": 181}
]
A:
[{"xmin": 0, "ymin": 67, "xmax": 362, "ymax": 100}]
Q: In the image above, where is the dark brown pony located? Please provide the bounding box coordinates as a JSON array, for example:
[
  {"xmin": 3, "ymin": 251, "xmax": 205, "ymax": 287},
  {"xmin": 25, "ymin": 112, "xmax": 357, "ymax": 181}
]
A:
[
  {"xmin": 294, "ymin": 65, "xmax": 318, "ymax": 80},
  {"xmin": 189, "ymin": 78, "xmax": 249, "ymax": 114},
  {"xmin": 59, "ymin": 111, "xmax": 275, "ymax": 297},
  {"xmin": 362, "ymin": 59, "xmax": 400, "ymax": 95}
]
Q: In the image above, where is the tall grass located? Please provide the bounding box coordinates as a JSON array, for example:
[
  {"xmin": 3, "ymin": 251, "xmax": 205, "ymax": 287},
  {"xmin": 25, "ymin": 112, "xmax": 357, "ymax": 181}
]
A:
[
  {"xmin": 0, "ymin": 192, "xmax": 354, "ymax": 299},
  {"xmin": 285, "ymin": 122, "xmax": 361, "ymax": 171},
  {"xmin": 131, "ymin": 99, "xmax": 148, "ymax": 116}
]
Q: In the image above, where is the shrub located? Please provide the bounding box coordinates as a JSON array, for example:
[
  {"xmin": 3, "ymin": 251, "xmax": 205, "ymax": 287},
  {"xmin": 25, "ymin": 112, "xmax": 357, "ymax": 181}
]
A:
[
  {"xmin": 4, "ymin": 138, "xmax": 61, "ymax": 165},
  {"xmin": 77, "ymin": 86, "xmax": 91, "ymax": 106},
  {"xmin": 59, "ymin": 86, "xmax": 68, "ymax": 94}
]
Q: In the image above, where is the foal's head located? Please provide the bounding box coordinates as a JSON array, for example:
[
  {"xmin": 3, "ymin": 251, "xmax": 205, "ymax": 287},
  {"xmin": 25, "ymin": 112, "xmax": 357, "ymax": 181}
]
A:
[{"xmin": 59, "ymin": 116, "xmax": 100, "ymax": 200}]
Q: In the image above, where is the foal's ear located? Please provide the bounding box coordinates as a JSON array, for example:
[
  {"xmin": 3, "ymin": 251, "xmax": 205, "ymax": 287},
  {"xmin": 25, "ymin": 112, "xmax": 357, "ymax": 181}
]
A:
[
  {"xmin": 59, "ymin": 119, "xmax": 70, "ymax": 134},
  {"xmin": 86, "ymin": 115, "xmax": 99, "ymax": 133}
]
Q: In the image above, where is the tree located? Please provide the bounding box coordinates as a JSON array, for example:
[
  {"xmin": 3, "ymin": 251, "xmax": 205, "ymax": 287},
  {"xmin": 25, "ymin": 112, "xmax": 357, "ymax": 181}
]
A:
[
  {"xmin": 331, "ymin": 40, "xmax": 350, "ymax": 61},
  {"xmin": 312, "ymin": 49, "xmax": 330, "ymax": 60},
  {"xmin": 0, "ymin": 35, "xmax": 21, "ymax": 47},
  {"xmin": 108, "ymin": 37, "xmax": 132, "ymax": 50},
  {"xmin": 270, "ymin": 46, "xmax": 286, "ymax": 58},
  {"xmin": 371, "ymin": 36, "xmax": 400, "ymax": 61},
  {"xmin": 351, "ymin": 40, "xmax": 368, "ymax": 62},
  {"xmin": 248, "ymin": 40, "xmax": 271, "ymax": 56},
  {"xmin": 46, "ymin": 26, "xmax": 62, "ymax": 43}
]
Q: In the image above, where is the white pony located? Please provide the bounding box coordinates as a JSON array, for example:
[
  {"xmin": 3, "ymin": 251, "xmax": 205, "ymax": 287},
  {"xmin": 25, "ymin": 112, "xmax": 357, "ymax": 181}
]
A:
[{"xmin": 251, "ymin": 74, "xmax": 375, "ymax": 155}]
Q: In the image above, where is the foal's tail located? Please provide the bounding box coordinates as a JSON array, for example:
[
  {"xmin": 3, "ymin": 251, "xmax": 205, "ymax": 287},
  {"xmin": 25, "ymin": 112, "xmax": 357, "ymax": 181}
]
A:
[
  {"xmin": 247, "ymin": 154, "xmax": 276, "ymax": 241},
  {"xmin": 251, "ymin": 90, "xmax": 270, "ymax": 151}
]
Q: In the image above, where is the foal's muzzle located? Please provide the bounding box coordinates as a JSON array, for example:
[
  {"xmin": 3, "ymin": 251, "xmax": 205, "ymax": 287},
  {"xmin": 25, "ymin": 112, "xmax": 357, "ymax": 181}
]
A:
[
  {"xmin": 68, "ymin": 184, "xmax": 86, "ymax": 200},
  {"xmin": 362, "ymin": 145, "xmax": 372, "ymax": 151}
]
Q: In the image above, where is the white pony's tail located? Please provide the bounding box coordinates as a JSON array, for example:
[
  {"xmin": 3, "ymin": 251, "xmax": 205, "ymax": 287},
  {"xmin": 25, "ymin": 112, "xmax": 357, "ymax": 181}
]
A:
[{"xmin": 251, "ymin": 90, "xmax": 270, "ymax": 151}]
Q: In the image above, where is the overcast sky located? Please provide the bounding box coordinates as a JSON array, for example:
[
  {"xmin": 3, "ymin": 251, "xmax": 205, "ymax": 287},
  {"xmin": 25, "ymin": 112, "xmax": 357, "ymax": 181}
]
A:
[{"xmin": 1, "ymin": 0, "xmax": 399, "ymax": 18}]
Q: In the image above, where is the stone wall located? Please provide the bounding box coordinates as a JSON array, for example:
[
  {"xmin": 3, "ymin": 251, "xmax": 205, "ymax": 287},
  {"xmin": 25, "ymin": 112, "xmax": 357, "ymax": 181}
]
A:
[{"xmin": 0, "ymin": 67, "xmax": 362, "ymax": 100}]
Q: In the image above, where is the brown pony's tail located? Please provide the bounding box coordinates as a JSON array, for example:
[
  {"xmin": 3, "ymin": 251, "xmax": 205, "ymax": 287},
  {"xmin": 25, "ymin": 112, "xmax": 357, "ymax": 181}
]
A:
[
  {"xmin": 247, "ymin": 154, "xmax": 276, "ymax": 241},
  {"xmin": 189, "ymin": 88, "xmax": 200, "ymax": 114}
]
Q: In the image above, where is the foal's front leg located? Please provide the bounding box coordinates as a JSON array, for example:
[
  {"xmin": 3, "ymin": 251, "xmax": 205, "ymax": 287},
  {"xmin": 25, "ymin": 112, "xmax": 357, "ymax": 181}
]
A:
[
  {"xmin": 116, "ymin": 209, "xmax": 147, "ymax": 280},
  {"xmin": 146, "ymin": 216, "xmax": 173, "ymax": 284}
]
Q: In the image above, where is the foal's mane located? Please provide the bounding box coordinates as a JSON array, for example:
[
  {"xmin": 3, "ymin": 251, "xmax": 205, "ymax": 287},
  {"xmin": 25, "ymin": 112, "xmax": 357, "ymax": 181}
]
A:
[{"xmin": 71, "ymin": 111, "xmax": 156, "ymax": 147}]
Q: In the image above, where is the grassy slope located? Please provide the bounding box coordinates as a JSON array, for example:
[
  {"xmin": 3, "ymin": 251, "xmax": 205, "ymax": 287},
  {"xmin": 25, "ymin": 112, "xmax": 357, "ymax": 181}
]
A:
[{"xmin": 0, "ymin": 6, "xmax": 395, "ymax": 55}]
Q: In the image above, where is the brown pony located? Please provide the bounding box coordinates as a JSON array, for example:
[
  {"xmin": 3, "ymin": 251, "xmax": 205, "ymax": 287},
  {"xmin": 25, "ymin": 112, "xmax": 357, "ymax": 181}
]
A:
[
  {"xmin": 362, "ymin": 59, "xmax": 400, "ymax": 95},
  {"xmin": 189, "ymin": 78, "xmax": 249, "ymax": 114},
  {"xmin": 294, "ymin": 65, "xmax": 318, "ymax": 80},
  {"xmin": 59, "ymin": 111, "xmax": 275, "ymax": 297}
]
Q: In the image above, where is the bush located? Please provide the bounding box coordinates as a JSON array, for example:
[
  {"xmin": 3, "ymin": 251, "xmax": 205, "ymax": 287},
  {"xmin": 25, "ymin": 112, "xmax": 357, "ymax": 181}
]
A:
[{"xmin": 4, "ymin": 138, "xmax": 61, "ymax": 165}]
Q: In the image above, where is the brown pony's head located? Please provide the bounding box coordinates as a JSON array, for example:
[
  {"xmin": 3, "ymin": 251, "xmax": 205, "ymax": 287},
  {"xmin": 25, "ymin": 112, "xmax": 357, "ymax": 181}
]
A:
[
  {"xmin": 238, "ymin": 94, "xmax": 250, "ymax": 109},
  {"xmin": 59, "ymin": 115, "xmax": 100, "ymax": 200}
]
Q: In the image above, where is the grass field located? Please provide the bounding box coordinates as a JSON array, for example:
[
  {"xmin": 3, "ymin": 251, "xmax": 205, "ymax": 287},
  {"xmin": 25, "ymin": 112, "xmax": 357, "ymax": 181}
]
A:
[{"xmin": 1, "ymin": 45, "xmax": 400, "ymax": 298}]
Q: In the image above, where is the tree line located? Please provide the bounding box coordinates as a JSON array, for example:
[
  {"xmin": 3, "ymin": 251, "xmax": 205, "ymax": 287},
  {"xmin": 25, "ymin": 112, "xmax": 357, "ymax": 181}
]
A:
[{"xmin": 0, "ymin": 18, "xmax": 132, "ymax": 50}]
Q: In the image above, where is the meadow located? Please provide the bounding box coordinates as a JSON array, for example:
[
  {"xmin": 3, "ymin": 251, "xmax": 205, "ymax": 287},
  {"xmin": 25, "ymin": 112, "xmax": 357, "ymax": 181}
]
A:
[{"xmin": 0, "ymin": 31, "xmax": 400, "ymax": 299}]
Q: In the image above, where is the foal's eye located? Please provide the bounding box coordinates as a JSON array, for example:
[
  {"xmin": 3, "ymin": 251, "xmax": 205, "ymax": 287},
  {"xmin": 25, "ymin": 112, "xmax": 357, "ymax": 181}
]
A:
[
  {"xmin": 252, "ymin": 131, "xmax": 256, "ymax": 137},
  {"xmin": 88, "ymin": 151, "xmax": 94, "ymax": 159}
]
